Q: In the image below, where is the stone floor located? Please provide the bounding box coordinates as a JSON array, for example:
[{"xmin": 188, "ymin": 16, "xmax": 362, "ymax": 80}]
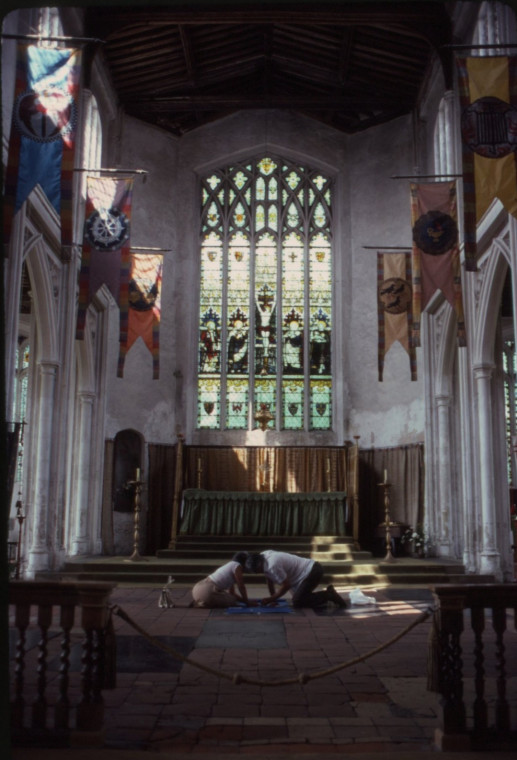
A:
[{"xmin": 8, "ymin": 582, "xmax": 517, "ymax": 759}]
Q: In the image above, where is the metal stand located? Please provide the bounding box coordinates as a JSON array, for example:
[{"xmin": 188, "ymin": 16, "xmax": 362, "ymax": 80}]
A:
[
  {"xmin": 14, "ymin": 496, "xmax": 25, "ymax": 579},
  {"xmin": 158, "ymin": 575, "xmax": 175, "ymax": 608},
  {"xmin": 125, "ymin": 472, "xmax": 148, "ymax": 562},
  {"xmin": 379, "ymin": 479, "xmax": 396, "ymax": 563}
]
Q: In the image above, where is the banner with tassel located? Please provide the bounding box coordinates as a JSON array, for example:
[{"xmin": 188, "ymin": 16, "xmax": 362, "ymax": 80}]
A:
[
  {"xmin": 3, "ymin": 44, "xmax": 82, "ymax": 250},
  {"xmin": 377, "ymin": 251, "xmax": 416, "ymax": 381},
  {"xmin": 410, "ymin": 181, "xmax": 466, "ymax": 348},
  {"xmin": 456, "ymin": 55, "xmax": 517, "ymax": 271},
  {"xmin": 76, "ymin": 175, "xmax": 134, "ymax": 341},
  {"xmin": 117, "ymin": 251, "xmax": 163, "ymax": 379}
]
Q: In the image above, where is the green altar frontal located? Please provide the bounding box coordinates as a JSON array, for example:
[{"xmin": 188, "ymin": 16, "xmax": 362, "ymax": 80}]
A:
[{"xmin": 179, "ymin": 489, "xmax": 348, "ymax": 536}]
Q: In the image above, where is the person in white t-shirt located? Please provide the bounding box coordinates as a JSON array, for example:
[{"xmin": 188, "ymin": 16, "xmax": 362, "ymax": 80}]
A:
[
  {"xmin": 191, "ymin": 551, "xmax": 258, "ymax": 608},
  {"xmin": 246, "ymin": 550, "xmax": 347, "ymax": 609}
]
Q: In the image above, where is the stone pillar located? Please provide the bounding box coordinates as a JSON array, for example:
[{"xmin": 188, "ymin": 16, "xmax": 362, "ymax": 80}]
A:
[
  {"xmin": 71, "ymin": 391, "xmax": 95, "ymax": 555},
  {"xmin": 436, "ymin": 394, "xmax": 453, "ymax": 555},
  {"xmin": 442, "ymin": 89, "xmax": 460, "ymax": 173},
  {"xmin": 27, "ymin": 361, "xmax": 58, "ymax": 575},
  {"xmin": 474, "ymin": 364, "xmax": 502, "ymax": 578}
]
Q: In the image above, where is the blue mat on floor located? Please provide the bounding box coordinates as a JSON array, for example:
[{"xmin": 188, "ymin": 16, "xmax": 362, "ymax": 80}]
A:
[{"xmin": 225, "ymin": 599, "xmax": 294, "ymax": 614}]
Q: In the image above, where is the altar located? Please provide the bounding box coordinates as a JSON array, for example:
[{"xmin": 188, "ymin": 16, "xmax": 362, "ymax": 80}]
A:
[{"xmin": 179, "ymin": 489, "xmax": 348, "ymax": 536}]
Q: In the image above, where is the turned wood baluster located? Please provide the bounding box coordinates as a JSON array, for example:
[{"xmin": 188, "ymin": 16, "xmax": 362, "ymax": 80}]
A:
[
  {"xmin": 76, "ymin": 586, "xmax": 111, "ymax": 731},
  {"xmin": 79, "ymin": 627, "xmax": 94, "ymax": 723},
  {"xmin": 470, "ymin": 606, "xmax": 487, "ymax": 734},
  {"xmin": 55, "ymin": 603, "xmax": 75, "ymax": 730},
  {"xmin": 32, "ymin": 602, "xmax": 52, "ymax": 729},
  {"xmin": 12, "ymin": 602, "xmax": 30, "ymax": 729},
  {"xmin": 492, "ymin": 606, "xmax": 509, "ymax": 733},
  {"xmin": 437, "ymin": 596, "xmax": 466, "ymax": 737}
]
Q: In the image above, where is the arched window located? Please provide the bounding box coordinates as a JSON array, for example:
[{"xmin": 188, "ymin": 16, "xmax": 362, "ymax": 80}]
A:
[{"xmin": 196, "ymin": 155, "xmax": 333, "ymax": 432}]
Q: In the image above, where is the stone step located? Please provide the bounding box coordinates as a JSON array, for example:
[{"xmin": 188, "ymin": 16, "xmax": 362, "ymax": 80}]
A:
[
  {"xmin": 46, "ymin": 534, "xmax": 493, "ymax": 588},
  {"xmin": 50, "ymin": 559, "xmax": 478, "ymax": 587}
]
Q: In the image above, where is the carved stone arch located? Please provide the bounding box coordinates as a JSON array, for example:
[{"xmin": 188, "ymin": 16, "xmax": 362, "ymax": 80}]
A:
[
  {"xmin": 424, "ymin": 290, "xmax": 459, "ymax": 398},
  {"xmin": 75, "ymin": 284, "xmax": 114, "ymax": 394},
  {"xmin": 24, "ymin": 237, "xmax": 59, "ymax": 363},
  {"xmin": 473, "ymin": 239, "xmax": 511, "ymax": 367}
]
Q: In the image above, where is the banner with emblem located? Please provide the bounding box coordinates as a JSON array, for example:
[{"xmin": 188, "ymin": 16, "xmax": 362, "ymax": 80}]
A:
[
  {"xmin": 377, "ymin": 251, "xmax": 416, "ymax": 381},
  {"xmin": 457, "ymin": 55, "xmax": 517, "ymax": 271},
  {"xmin": 76, "ymin": 176, "xmax": 134, "ymax": 341},
  {"xmin": 3, "ymin": 44, "xmax": 81, "ymax": 249},
  {"xmin": 117, "ymin": 252, "xmax": 163, "ymax": 379},
  {"xmin": 410, "ymin": 181, "xmax": 466, "ymax": 347}
]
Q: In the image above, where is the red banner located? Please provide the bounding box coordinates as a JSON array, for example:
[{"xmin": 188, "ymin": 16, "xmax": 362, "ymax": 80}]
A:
[
  {"xmin": 410, "ymin": 181, "xmax": 466, "ymax": 347},
  {"xmin": 118, "ymin": 252, "xmax": 163, "ymax": 379},
  {"xmin": 76, "ymin": 176, "xmax": 133, "ymax": 341}
]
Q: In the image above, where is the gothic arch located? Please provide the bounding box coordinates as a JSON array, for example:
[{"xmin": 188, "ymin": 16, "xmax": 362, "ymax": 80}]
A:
[
  {"xmin": 24, "ymin": 237, "xmax": 59, "ymax": 364},
  {"xmin": 473, "ymin": 238, "xmax": 511, "ymax": 368},
  {"xmin": 425, "ymin": 291, "xmax": 460, "ymax": 399}
]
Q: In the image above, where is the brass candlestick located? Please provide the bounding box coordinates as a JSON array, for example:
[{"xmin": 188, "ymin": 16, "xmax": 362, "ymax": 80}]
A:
[
  {"xmin": 196, "ymin": 457, "xmax": 202, "ymax": 488},
  {"xmin": 14, "ymin": 495, "xmax": 25, "ymax": 579},
  {"xmin": 125, "ymin": 469, "xmax": 148, "ymax": 562},
  {"xmin": 379, "ymin": 478, "xmax": 396, "ymax": 563}
]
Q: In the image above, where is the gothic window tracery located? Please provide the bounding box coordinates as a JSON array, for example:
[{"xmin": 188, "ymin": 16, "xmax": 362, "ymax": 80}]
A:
[{"xmin": 197, "ymin": 156, "xmax": 333, "ymax": 431}]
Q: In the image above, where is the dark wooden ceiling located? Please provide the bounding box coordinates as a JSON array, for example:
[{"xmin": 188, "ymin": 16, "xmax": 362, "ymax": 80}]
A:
[{"xmin": 85, "ymin": 2, "xmax": 453, "ymax": 136}]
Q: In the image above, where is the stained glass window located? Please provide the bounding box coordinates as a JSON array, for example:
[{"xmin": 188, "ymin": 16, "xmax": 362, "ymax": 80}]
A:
[{"xmin": 197, "ymin": 156, "xmax": 333, "ymax": 431}]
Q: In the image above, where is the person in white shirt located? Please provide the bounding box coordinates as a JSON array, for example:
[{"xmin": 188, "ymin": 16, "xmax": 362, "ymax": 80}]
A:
[
  {"xmin": 191, "ymin": 551, "xmax": 258, "ymax": 608},
  {"xmin": 246, "ymin": 550, "xmax": 347, "ymax": 609}
]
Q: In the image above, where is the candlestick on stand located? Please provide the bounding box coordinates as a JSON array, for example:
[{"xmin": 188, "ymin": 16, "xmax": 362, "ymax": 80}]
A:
[
  {"xmin": 378, "ymin": 479, "xmax": 396, "ymax": 563},
  {"xmin": 14, "ymin": 494, "xmax": 25, "ymax": 579},
  {"xmin": 125, "ymin": 470, "xmax": 148, "ymax": 563}
]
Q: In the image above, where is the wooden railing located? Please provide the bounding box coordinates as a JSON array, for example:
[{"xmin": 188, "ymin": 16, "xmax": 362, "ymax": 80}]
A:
[
  {"xmin": 8, "ymin": 580, "xmax": 115, "ymax": 746},
  {"xmin": 431, "ymin": 584, "xmax": 517, "ymax": 752}
]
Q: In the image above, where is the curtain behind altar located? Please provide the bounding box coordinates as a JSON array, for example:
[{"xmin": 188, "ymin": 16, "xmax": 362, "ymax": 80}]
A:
[
  {"xmin": 184, "ymin": 446, "xmax": 348, "ymax": 493},
  {"xmin": 101, "ymin": 439, "xmax": 114, "ymax": 554},
  {"xmin": 358, "ymin": 443, "xmax": 424, "ymax": 550},
  {"xmin": 146, "ymin": 443, "xmax": 176, "ymax": 554}
]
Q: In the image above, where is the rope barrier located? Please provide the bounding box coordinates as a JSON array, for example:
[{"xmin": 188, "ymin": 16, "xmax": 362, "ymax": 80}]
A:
[{"xmin": 110, "ymin": 602, "xmax": 435, "ymax": 687}]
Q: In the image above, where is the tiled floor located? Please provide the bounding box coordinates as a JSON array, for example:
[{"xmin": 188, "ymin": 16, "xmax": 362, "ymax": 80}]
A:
[{"xmin": 9, "ymin": 584, "xmax": 517, "ymax": 759}]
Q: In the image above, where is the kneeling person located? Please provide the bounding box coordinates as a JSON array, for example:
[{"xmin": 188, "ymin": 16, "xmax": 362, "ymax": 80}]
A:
[
  {"xmin": 192, "ymin": 551, "xmax": 257, "ymax": 608},
  {"xmin": 246, "ymin": 550, "xmax": 346, "ymax": 609}
]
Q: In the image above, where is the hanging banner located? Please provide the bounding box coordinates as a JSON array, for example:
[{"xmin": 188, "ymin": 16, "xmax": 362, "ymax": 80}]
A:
[
  {"xmin": 410, "ymin": 181, "xmax": 466, "ymax": 347},
  {"xmin": 377, "ymin": 251, "xmax": 416, "ymax": 381},
  {"xmin": 76, "ymin": 176, "xmax": 134, "ymax": 340},
  {"xmin": 3, "ymin": 44, "xmax": 82, "ymax": 249},
  {"xmin": 117, "ymin": 252, "xmax": 163, "ymax": 379},
  {"xmin": 456, "ymin": 55, "xmax": 517, "ymax": 270}
]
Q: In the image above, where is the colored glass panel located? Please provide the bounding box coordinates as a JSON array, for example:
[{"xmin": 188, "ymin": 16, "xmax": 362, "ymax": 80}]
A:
[
  {"xmin": 268, "ymin": 204, "xmax": 278, "ymax": 230},
  {"xmin": 254, "ymin": 378, "xmax": 276, "ymax": 429},
  {"xmin": 227, "ymin": 232, "xmax": 250, "ymax": 375},
  {"xmin": 197, "ymin": 155, "xmax": 333, "ymax": 431},
  {"xmin": 256, "ymin": 176, "xmax": 266, "ymax": 200},
  {"xmin": 258, "ymin": 157, "xmax": 277, "ymax": 175},
  {"xmin": 255, "ymin": 234, "xmax": 277, "ymax": 376},
  {"xmin": 310, "ymin": 379, "xmax": 332, "ymax": 429},
  {"xmin": 255, "ymin": 204, "xmax": 265, "ymax": 230},
  {"xmin": 198, "ymin": 378, "xmax": 221, "ymax": 428},
  {"xmin": 282, "ymin": 232, "xmax": 304, "ymax": 376},
  {"xmin": 226, "ymin": 379, "xmax": 248, "ymax": 429},
  {"xmin": 233, "ymin": 171, "xmax": 248, "ymax": 189},
  {"xmin": 282, "ymin": 380, "xmax": 304, "ymax": 430},
  {"xmin": 199, "ymin": 232, "xmax": 223, "ymax": 375},
  {"xmin": 309, "ymin": 233, "xmax": 332, "ymax": 376}
]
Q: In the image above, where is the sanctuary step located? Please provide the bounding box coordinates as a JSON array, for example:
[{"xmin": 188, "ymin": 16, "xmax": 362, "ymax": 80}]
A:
[{"xmin": 46, "ymin": 534, "xmax": 495, "ymax": 587}]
